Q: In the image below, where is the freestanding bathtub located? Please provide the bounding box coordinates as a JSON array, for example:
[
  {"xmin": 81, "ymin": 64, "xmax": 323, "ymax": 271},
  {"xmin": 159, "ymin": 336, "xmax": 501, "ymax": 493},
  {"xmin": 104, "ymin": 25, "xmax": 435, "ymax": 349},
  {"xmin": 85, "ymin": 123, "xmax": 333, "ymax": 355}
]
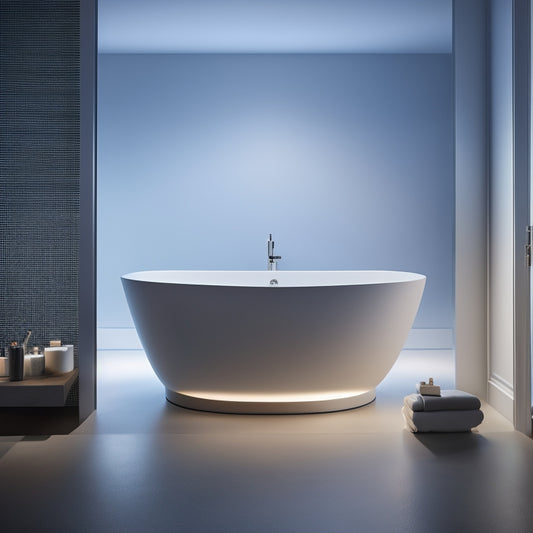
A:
[{"xmin": 121, "ymin": 270, "xmax": 425, "ymax": 414}]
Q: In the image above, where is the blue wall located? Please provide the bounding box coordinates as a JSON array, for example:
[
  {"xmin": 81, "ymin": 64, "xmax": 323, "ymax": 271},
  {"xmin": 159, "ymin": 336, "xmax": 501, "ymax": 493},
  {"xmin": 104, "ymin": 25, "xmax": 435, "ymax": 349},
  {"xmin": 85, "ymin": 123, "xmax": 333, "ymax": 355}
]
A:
[{"xmin": 98, "ymin": 53, "xmax": 454, "ymax": 329}]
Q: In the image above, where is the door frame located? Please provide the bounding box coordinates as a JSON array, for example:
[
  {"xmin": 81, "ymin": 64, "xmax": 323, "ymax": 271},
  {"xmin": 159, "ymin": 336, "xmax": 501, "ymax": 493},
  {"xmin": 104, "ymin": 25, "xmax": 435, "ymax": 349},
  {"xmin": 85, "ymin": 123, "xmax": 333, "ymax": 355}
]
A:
[
  {"xmin": 513, "ymin": 0, "xmax": 531, "ymax": 435},
  {"xmin": 79, "ymin": 0, "xmax": 98, "ymax": 422}
]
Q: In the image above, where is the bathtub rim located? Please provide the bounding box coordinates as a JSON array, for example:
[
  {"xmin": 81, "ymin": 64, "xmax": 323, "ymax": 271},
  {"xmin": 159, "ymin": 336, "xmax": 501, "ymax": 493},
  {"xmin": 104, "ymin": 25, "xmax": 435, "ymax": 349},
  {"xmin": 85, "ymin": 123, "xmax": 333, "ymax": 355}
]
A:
[{"xmin": 121, "ymin": 269, "xmax": 426, "ymax": 288}]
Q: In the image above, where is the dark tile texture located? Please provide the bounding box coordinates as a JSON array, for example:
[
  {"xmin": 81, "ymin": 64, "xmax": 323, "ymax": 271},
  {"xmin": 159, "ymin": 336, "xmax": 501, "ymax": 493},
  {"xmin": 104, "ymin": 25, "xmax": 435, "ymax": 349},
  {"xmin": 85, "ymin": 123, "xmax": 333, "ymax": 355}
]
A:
[{"xmin": 0, "ymin": 0, "xmax": 80, "ymax": 404}]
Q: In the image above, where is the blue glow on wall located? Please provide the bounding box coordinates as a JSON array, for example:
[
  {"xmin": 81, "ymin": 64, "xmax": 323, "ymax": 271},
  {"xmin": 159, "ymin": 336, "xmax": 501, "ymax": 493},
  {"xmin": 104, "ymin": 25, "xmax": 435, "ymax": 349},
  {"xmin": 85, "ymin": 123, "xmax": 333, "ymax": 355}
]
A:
[{"xmin": 98, "ymin": 53, "xmax": 453, "ymax": 329}]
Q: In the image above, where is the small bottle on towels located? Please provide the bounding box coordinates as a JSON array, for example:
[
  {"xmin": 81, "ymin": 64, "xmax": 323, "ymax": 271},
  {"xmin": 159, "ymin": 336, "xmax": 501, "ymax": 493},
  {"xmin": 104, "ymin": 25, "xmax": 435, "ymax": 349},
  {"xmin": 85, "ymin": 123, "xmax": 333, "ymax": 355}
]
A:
[{"xmin": 8, "ymin": 342, "xmax": 24, "ymax": 381}]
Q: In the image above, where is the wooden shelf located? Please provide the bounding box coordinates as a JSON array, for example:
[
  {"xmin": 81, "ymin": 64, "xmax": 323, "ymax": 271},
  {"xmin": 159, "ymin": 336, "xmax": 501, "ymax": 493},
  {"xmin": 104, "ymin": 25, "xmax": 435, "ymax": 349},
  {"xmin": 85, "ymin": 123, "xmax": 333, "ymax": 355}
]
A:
[{"xmin": 0, "ymin": 369, "xmax": 78, "ymax": 407}]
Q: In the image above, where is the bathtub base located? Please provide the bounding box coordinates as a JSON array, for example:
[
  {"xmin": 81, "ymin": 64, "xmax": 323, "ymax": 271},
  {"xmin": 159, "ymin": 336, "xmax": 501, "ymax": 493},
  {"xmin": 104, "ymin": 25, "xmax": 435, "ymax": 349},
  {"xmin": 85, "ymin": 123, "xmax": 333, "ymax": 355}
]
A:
[{"xmin": 166, "ymin": 389, "xmax": 376, "ymax": 414}]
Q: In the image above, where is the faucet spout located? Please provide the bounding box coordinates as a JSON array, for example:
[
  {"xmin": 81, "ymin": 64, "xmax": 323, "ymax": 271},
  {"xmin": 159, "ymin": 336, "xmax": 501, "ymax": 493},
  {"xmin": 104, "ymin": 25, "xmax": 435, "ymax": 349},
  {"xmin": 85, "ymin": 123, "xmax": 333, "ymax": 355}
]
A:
[{"xmin": 267, "ymin": 234, "xmax": 281, "ymax": 271}]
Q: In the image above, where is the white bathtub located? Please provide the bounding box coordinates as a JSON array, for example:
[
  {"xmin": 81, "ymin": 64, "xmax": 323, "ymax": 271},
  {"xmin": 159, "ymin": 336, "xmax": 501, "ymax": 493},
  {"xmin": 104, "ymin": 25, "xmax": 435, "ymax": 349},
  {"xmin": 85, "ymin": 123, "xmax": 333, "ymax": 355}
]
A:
[{"xmin": 121, "ymin": 270, "xmax": 425, "ymax": 414}]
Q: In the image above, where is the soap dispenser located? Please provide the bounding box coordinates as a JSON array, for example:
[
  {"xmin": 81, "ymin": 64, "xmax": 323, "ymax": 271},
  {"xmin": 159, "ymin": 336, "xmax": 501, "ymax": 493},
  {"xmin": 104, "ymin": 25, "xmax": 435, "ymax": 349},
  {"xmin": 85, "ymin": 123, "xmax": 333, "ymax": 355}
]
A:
[{"xmin": 8, "ymin": 341, "xmax": 24, "ymax": 381}]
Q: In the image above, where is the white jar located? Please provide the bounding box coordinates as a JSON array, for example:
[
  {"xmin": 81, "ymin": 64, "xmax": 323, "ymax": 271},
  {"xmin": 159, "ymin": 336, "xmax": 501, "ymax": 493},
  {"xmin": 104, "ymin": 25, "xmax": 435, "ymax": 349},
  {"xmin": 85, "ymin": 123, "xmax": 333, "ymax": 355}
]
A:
[{"xmin": 44, "ymin": 346, "xmax": 73, "ymax": 374}]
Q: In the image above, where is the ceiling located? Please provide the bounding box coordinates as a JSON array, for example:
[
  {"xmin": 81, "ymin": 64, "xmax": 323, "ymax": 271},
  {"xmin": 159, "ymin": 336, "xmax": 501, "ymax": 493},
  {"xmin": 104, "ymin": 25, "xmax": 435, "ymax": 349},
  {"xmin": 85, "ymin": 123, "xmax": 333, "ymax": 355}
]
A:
[{"xmin": 98, "ymin": 0, "xmax": 452, "ymax": 54}]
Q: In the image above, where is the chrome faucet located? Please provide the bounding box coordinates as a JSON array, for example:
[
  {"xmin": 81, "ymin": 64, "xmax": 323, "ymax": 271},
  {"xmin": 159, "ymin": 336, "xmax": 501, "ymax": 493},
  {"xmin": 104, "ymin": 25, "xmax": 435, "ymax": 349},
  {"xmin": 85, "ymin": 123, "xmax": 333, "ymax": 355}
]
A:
[{"xmin": 267, "ymin": 234, "xmax": 281, "ymax": 271}]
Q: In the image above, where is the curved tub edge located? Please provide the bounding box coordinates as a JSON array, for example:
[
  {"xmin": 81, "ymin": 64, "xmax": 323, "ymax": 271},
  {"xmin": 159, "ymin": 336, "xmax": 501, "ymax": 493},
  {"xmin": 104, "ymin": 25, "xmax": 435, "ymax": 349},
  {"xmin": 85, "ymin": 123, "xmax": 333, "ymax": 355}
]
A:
[{"xmin": 165, "ymin": 389, "xmax": 376, "ymax": 414}]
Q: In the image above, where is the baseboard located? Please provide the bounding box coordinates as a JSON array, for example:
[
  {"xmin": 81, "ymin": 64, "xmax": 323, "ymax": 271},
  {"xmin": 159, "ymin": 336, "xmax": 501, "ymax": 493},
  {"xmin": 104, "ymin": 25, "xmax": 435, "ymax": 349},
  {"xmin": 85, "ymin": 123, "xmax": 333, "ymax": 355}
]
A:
[
  {"xmin": 404, "ymin": 328, "xmax": 454, "ymax": 350},
  {"xmin": 488, "ymin": 374, "xmax": 514, "ymax": 422},
  {"xmin": 97, "ymin": 328, "xmax": 143, "ymax": 350},
  {"xmin": 97, "ymin": 327, "xmax": 455, "ymax": 351}
]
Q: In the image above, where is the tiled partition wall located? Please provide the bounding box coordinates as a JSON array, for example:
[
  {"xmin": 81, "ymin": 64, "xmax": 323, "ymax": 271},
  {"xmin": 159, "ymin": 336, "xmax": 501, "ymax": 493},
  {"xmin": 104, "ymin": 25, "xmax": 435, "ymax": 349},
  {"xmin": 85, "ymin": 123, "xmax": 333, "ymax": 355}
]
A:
[{"xmin": 0, "ymin": 0, "xmax": 80, "ymax": 405}]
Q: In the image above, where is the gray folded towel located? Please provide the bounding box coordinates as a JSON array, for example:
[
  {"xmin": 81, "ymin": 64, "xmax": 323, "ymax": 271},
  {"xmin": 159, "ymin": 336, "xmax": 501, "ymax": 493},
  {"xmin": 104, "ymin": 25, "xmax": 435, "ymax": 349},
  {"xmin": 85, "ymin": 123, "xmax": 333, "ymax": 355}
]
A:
[
  {"xmin": 404, "ymin": 389, "xmax": 481, "ymax": 412},
  {"xmin": 402, "ymin": 405, "xmax": 484, "ymax": 433}
]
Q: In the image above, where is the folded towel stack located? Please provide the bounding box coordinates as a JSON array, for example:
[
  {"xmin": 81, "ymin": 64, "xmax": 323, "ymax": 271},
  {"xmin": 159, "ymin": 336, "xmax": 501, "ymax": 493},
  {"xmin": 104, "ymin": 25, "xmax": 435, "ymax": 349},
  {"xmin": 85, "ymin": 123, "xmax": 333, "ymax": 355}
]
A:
[{"xmin": 402, "ymin": 389, "xmax": 484, "ymax": 433}]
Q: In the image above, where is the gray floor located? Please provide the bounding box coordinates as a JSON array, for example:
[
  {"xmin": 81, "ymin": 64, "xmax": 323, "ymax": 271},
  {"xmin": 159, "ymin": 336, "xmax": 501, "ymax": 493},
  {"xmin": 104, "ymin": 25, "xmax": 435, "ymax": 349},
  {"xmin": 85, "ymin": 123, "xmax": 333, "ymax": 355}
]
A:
[{"xmin": 1, "ymin": 350, "xmax": 532, "ymax": 532}]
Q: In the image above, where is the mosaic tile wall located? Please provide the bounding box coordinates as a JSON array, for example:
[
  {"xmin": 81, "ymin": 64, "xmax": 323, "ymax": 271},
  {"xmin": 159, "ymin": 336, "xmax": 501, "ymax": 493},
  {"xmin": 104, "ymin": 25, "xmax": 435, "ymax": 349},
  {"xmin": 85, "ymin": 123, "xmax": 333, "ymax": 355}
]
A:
[{"xmin": 0, "ymin": 0, "xmax": 80, "ymax": 404}]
